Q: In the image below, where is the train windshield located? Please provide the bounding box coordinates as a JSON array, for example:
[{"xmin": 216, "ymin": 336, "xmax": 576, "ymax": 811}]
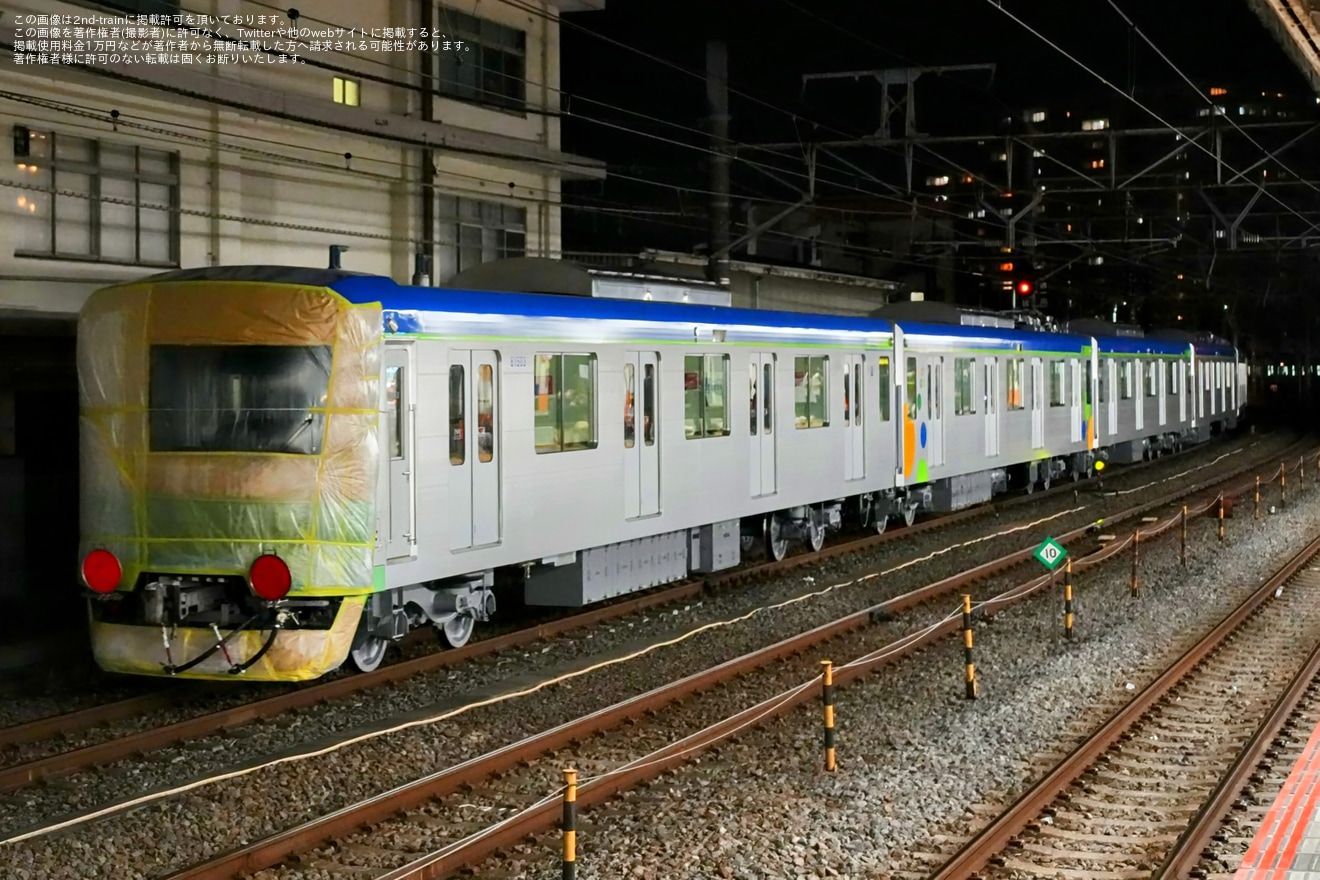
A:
[{"xmin": 148, "ymin": 344, "xmax": 333, "ymax": 455}]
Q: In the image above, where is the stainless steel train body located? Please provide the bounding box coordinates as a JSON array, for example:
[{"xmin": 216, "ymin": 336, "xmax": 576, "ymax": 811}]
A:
[{"xmin": 76, "ymin": 268, "xmax": 1243, "ymax": 681}]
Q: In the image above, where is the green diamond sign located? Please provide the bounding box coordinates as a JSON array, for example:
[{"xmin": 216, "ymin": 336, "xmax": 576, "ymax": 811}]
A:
[{"xmin": 1034, "ymin": 537, "xmax": 1067, "ymax": 571}]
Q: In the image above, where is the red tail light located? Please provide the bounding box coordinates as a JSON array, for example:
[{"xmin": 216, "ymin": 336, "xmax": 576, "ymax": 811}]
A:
[
  {"xmin": 81, "ymin": 549, "xmax": 122, "ymax": 594},
  {"xmin": 248, "ymin": 554, "xmax": 292, "ymax": 601}
]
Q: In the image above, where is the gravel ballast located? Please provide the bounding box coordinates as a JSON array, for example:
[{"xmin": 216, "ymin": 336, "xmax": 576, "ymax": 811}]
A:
[{"xmin": 0, "ymin": 434, "xmax": 1300, "ymax": 879}]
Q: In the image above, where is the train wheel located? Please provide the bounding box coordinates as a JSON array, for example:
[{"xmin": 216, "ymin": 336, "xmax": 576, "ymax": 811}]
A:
[
  {"xmin": 903, "ymin": 506, "xmax": 917, "ymax": 528},
  {"xmin": 348, "ymin": 634, "xmax": 389, "ymax": 674},
  {"xmin": 1042, "ymin": 475, "xmax": 1052, "ymax": 491},
  {"xmin": 874, "ymin": 513, "xmax": 889, "ymax": 535},
  {"xmin": 806, "ymin": 512, "xmax": 825, "ymax": 552},
  {"xmin": 857, "ymin": 494, "xmax": 874, "ymax": 529},
  {"xmin": 442, "ymin": 613, "xmax": 475, "ymax": 649},
  {"xmin": 764, "ymin": 514, "xmax": 788, "ymax": 562}
]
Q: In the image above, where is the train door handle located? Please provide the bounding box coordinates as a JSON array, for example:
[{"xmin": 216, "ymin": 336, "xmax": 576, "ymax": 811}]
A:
[{"xmin": 401, "ymin": 471, "xmax": 411, "ymax": 477}]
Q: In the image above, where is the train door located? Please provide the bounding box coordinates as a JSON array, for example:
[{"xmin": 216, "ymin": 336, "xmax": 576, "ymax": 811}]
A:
[
  {"xmin": 1069, "ymin": 359, "xmax": 1082, "ymax": 444},
  {"xmin": 748, "ymin": 353, "xmax": 776, "ymax": 497},
  {"xmin": 983, "ymin": 358, "xmax": 999, "ymax": 457},
  {"xmin": 1030, "ymin": 357, "xmax": 1044, "ymax": 449},
  {"xmin": 1085, "ymin": 350, "xmax": 1097, "ymax": 450},
  {"xmin": 926, "ymin": 356, "xmax": 945, "ymax": 467},
  {"xmin": 844, "ymin": 354, "xmax": 865, "ymax": 480},
  {"xmin": 384, "ymin": 346, "xmax": 415, "ymax": 559},
  {"xmin": 1178, "ymin": 360, "xmax": 1187, "ymax": 423},
  {"xmin": 448, "ymin": 349, "xmax": 502, "ymax": 550},
  {"xmin": 626, "ymin": 351, "xmax": 661, "ymax": 516},
  {"xmin": 1106, "ymin": 360, "xmax": 1118, "ymax": 436},
  {"xmin": 1135, "ymin": 361, "xmax": 1145, "ymax": 432},
  {"xmin": 1158, "ymin": 360, "xmax": 1167, "ymax": 426}
]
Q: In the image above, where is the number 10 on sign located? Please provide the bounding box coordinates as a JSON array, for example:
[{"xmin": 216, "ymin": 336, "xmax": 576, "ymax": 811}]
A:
[{"xmin": 1034, "ymin": 537, "xmax": 1067, "ymax": 571}]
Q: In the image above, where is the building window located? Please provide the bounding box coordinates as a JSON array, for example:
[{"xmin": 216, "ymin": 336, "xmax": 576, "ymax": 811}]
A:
[
  {"xmin": 435, "ymin": 194, "xmax": 527, "ymax": 281},
  {"xmin": 794, "ymin": 356, "xmax": 830, "ymax": 429},
  {"xmin": 13, "ymin": 128, "xmax": 179, "ymax": 266},
  {"xmin": 684, "ymin": 354, "xmax": 730, "ymax": 439},
  {"xmin": 1007, "ymin": 358, "xmax": 1025, "ymax": 410},
  {"xmin": 1049, "ymin": 361, "xmax": 1067, "ymax": 407},
  {"xmin": 954, "ymin": 358, "xmax": 976, "ymax": 415},
  {"xmin": 534, "ymin": 353, "xmax": 597, "ymax": 453},
  {"xmin": 1082, "ymin": 118, "xmax": 1109, "ymax": 131},
  {"xmin": 437, "ymin": 7, "xmax": 526, "ymax": 113},
  {"xmin": 877, "ymin": 357, "xmax": 891, "ymax": 422},
  {"xmin": 1030, "ymin": 110, "xmax": 1047, "ymax": 123},
  {"xmin": 334, "ymin": 76, "xmax": 361, "ymax": 106}
]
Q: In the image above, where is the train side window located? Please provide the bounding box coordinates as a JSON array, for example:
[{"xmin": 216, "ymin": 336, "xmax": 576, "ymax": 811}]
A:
[
  {"xmin": 387, "ymin": 365, "xmax": 404, "ymax": 459},
  {"xmin": 762, "ymin": 362, "xmax": 773, "ymax": 434},
  {"xmin": 644, "ymin": 363, "xmax": 656, "ymax": 446},
  {"xmin": 843, "ymin": 368, "xmax": 851, "ymax": 426},
  {"xmin": 1083, "ymin": 359, "xmax": 1093, "ymax": 407},
  {"xmin": 1168, "ymin": 361, "xmax": 1178, "ymax": 395},
  {"xmin": 905, "ymin": 357, "xmax": 917, "ymax": 420},
  {"xmin": 1097, "ymin": 360, "xmax": 1107, "ymax": 403},
  {"xmin": 1049, "ymin": 361, "xmax": 1066, "ymax": 407},
  {"xmin": 447, "ymin": 365, "xmax": 464, "ymax": 465},
  {"xmin": 684, "ymin": 354, "xmax": 730, "ymax": 438},
  {"xmin": 1121, "ymin": 361, "xmax": 1134, "ymax": 399},
  {"xmin": 624, "ymin": 363, "xmax": 636, "ymax": 449},
  {"xmin": 534, "ymin": 353, "xmax": 598, "ymax": 454},
  {"xmin": 853, "ymin": 363, "xmax": 862, "ymax": 425},
  {"xmin": 954, "ymin": 358, "xmax": 976, "ymax": 415},
  {"xmin": 1007, "ymin": 358, "xmax": 1024, "ymax": 410},
  {"xmin": 749, "ymin": 362, "xmax": 758, "ymax": 434},
  {"xmin": 794, "ymin": 356, "xmax": 830, "ymax": 429},
  {"xmin": 877, "ymin": 357, "xmax": 891, "ymax": 422},
  {"xmin": 477, "ymin": 364, "xmax": 494, "ymax": 463}
]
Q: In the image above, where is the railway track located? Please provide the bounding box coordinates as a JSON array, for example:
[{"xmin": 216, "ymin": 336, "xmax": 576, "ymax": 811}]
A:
[
  {"xmin": 919, "ymin": 524, "xmax": 1320, "ymax": 880},
  {"xmin": 142, "ymin": 442, "xmax": 1315, "ymax": 880},
  {"xmin": 0, "ymin": 434, "xmax": 1286, "ymax": 795}
]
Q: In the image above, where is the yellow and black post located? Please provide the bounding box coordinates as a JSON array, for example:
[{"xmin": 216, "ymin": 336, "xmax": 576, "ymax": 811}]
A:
[
  {"xmin": 821, "ymin": 660, "xmax": 836, "ymax": 772},
  {"xmin": 1218, "ymin": 496, "xmax": 1225, "ymax": 542},
  {"xmin": 1180, "ymin": 505, "xmax": 1188, "ymax": 567},
  {"xmin": 1255, "ymin": 476, "xmax": 1261, "ymax": 520},
  {"xmin": 962, "ymin": 594, "xmax": 977, "ymax": 699},
  {"xmin": 562, "ymin": 767, "xmax": 578, "ymax": 880},
  {"xmin": 1131, "ymin": 531, "xmax": 1140, "ymax": 596},
  {"xmin": 1064, "ymin": 558, "xmax": 1074, "ymax": 640}
]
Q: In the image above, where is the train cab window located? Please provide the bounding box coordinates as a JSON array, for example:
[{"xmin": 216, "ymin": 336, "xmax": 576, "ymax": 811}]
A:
[
  {"xmin": 534, "ymin": 353, "xmax": 598, "ymax": 453},
  {"xmin": 644, "ymin": 364, "xmax": 656, "ymax": 446},
  {"xmin": 1121, "ymin": 361, "xmax": 1134, "ymax": 400},
  {"xmin": 877, "ymin": 357, "xmax": 891, "ymax": 422},
  {"xmin": 1007, "ymin": 358, "xmax": 1024, "ymax": 410},
  {"xmin": 477, "ymin": 364, "xmax": 494, "ymax": 463},
  {"xmin": 386, "ymin": 365, "xmax": 404, "ymax": 459},
  {"xmin": 148, "ymin": 344, "xmax": 332, "ymax": 455},
  {"xmin": 448, "ymin": 365, "xmax": 464, "ymax": 465},
  {"xmin": 684, "ymin": 354, "xmax": 730, "ymax": 439},
  {"xmin": 625, "ymin": 363, "xmax": 636, "ymax": 449},
  {"xmin": 954, "ymin": 358, "xmax": 976, "ymax": 416},
  {"xmin": 1049, "ymin": 361, "xmax": 1066, "ymax": 407},
  {"xmin": 794, "ymin": 356, "xmax": 830, "ymax": 429},
  {"xmin": 1146, "ymin": 362, "xmax": 1158, "ymax": 397}
]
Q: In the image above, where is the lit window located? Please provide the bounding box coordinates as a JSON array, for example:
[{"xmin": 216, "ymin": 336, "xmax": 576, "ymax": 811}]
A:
[
  {"xmin": 794, "ymin": 356, "xmax": 830, "ymax": 429},
  {"xmin": 1030, "ymin": 110, "xmax": 1046, "ymax": 123},
  {"xmin": 1081, "ymin": 118, "xmax": 1109, "ymax": 131},
  {"xmin": 685, "ymin": 354, "xmax": 731, "ymax": 438},
  {"xmin": 1090, "ymin": 159, "xmax": 1106, "ymax": 170},
  {"xmin": 1209, "ymin": 87, "xmax": 1227, "ymax": 97},
  {"xmin": 926, "ymin": 175, "xmax": 950, "ymax": 187},
  {"xmin": 534, "ymin": 353, "xmax": 598, "ymax": 453},
  {"xmin": 334, "ymin": 76, "xmax": 360, "ymax": 106}
]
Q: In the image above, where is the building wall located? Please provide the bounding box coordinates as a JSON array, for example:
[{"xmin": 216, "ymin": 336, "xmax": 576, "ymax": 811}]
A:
[{"xmin": 1, "ymin": 0, "xmax": 577, "ymax": 320}]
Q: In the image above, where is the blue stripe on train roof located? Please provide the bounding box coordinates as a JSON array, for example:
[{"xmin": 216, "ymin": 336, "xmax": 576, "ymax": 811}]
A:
[{"xmin": 328, "ymin": 275, "xmax": 1237, "ymax": 356}]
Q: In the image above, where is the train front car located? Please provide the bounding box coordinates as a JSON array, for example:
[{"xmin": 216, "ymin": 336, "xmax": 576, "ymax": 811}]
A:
[{"xmin": 77, "ymin": 268, "xmax": 383, "ymax": 681}]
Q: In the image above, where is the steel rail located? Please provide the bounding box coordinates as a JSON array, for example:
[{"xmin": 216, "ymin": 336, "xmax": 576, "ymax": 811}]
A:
[
  {"xmin": 155, "ymin": 447, "xmax": 1297, "ymax": 880},
  {"xmin": 926, "ymin": 530, "xmax": 1320, "ymax": 880},
  {"xmin": 1151, "ymin": 624, "xmax": 1320, "ymax": 878}
]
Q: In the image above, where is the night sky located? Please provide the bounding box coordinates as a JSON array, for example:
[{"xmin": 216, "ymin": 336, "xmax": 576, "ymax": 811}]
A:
[{"xmin": 559, "ymin": 0, "xmax": 1312, "ymax": 254}]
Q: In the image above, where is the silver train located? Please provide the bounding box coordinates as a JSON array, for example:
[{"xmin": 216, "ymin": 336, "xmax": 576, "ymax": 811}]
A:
[{"xmin": 77, "ymin": 267, "xmax": 1244, "ymax": 681}]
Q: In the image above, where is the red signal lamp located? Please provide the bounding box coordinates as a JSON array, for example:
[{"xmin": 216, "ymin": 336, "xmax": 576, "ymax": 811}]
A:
[
  {"xmin": 1017, "ymin": 280, "xmax": 1034, "ymax": 296},
  {"xmin": 248, "ymin": 553, "xmax": 293, "ymax": 601},
  {"xmin": 81, "ymin": 548, "xmax": 122, "ymax": 594}
]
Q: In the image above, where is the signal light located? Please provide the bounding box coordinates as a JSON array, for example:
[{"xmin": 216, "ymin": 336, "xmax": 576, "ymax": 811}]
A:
[
  {"xmin": 1017, "ymin": 280, "xmax": 1034, "ymax": 296},
  {"xmin": 249, "ymin": 554, "xmax": 292, "ymax": 602},
  {"xmin": 81, "ymin": 549, "xmax": 122, "ymax": 594}
]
